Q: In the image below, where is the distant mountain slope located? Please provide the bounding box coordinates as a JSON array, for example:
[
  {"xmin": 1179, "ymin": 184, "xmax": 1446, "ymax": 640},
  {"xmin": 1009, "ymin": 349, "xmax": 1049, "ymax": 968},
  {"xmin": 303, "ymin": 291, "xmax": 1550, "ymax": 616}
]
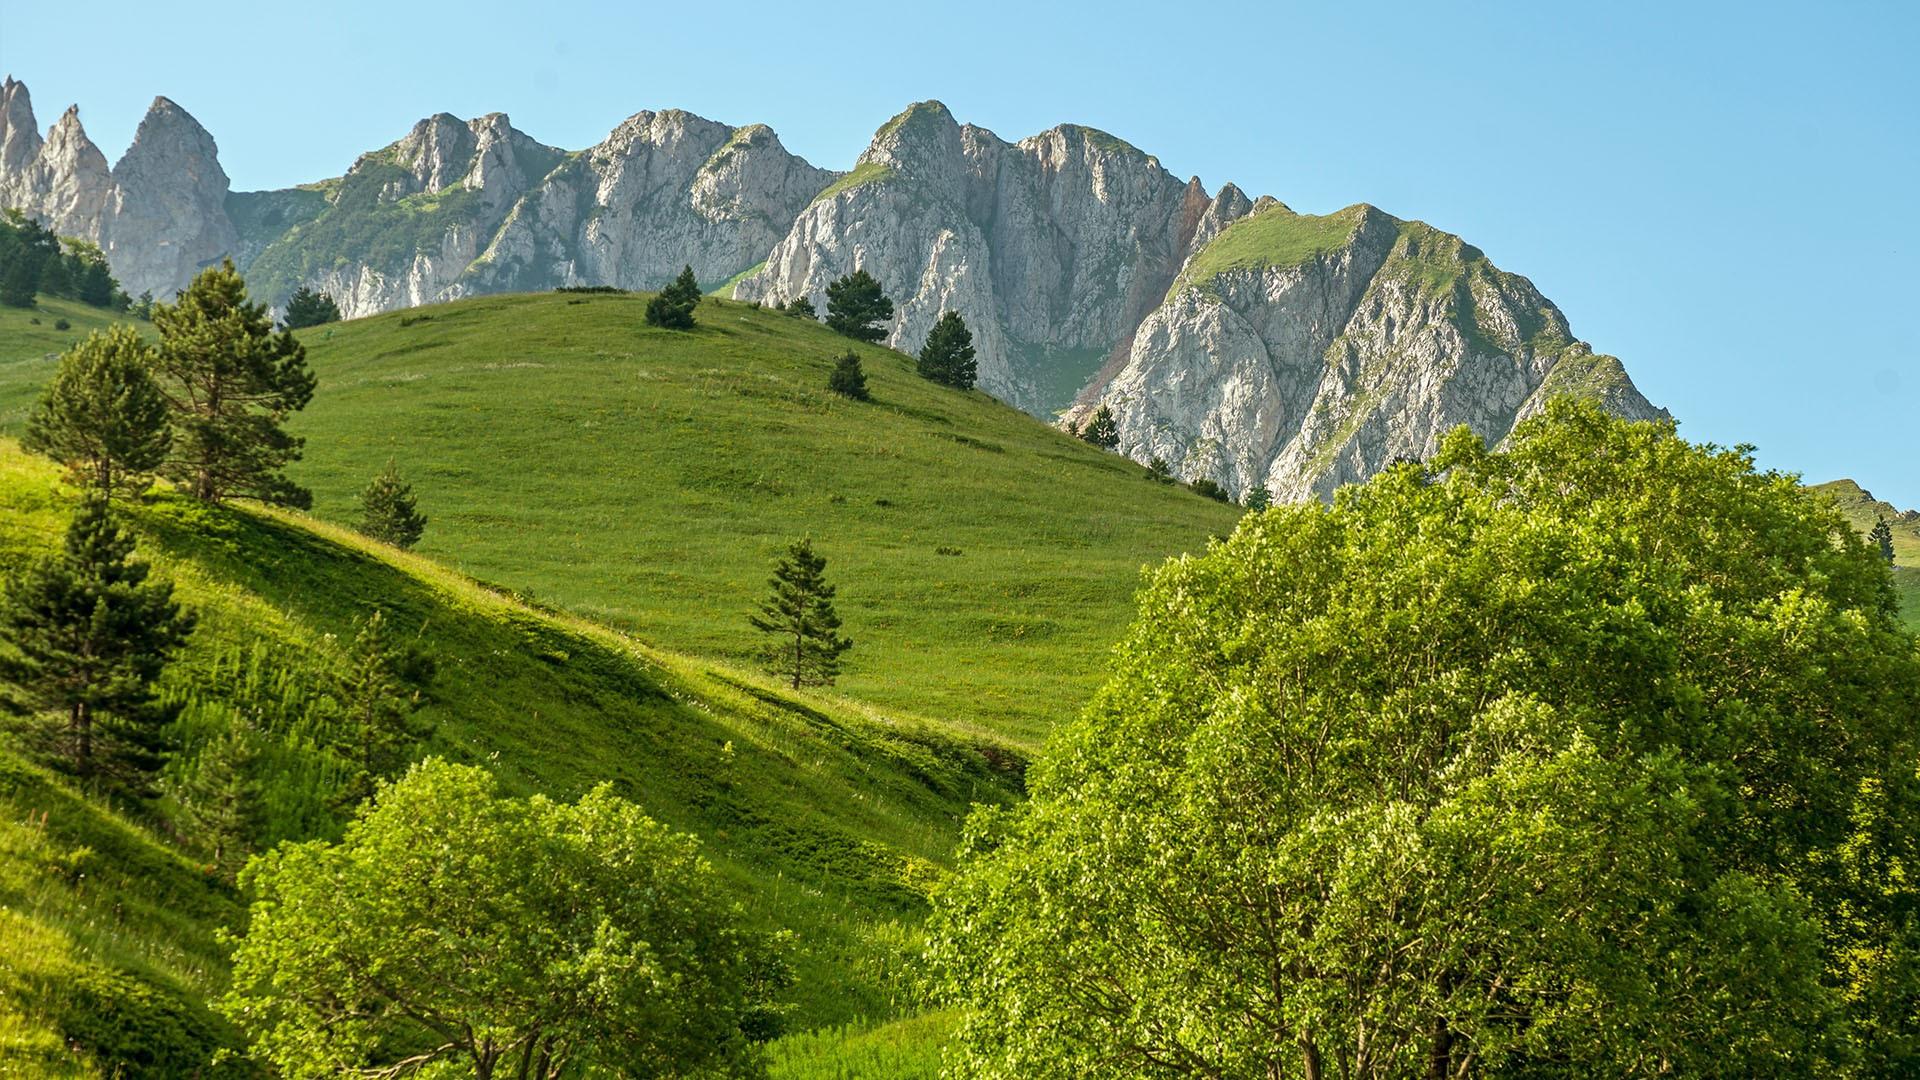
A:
[
  {"xmin": 1812, "ymin": 478, "xmax": 1920, "ymax": 626},
  {"xmin": 0, "ymin": 441, "xmax": 1019, "ymax": 1071}
]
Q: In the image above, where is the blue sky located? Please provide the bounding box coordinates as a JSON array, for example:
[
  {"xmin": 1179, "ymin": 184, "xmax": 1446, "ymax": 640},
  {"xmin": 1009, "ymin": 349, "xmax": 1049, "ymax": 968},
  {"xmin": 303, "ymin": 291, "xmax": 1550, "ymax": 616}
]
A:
[{"xmin": 5, "ymin": 1, "xmax": 1915, "ymax": 505}]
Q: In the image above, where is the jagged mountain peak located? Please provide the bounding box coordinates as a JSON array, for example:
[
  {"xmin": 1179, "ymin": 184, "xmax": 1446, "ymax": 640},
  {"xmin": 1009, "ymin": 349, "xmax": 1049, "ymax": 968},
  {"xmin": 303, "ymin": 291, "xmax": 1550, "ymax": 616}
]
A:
[{"xmin": 0, "ymin": 75, "xmax": 41, "ymax": 173}]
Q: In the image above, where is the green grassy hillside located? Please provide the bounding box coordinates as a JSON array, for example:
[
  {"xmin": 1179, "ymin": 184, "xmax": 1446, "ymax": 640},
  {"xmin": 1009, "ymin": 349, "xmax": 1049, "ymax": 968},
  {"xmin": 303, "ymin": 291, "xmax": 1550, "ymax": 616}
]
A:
[
  {"xmin": 1811, "ymin": 479, "xmax": 1920, "ymax": 627},
  {"xmin": 0, "ymin": 443, "xmax": 1014, "ymax": 1074},
  {"xmin": 0, "ymin": 297, "xmax": 138, "ymax": 431},
  {"xmin": 265, "ymin": 293, "xmax": 1239, "ymax": 746}
]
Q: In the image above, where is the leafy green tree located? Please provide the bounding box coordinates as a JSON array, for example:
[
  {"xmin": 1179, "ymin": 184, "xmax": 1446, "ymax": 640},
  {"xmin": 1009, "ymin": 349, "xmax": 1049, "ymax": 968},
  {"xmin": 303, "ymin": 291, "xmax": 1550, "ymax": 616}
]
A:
[
  {"xmin": 281, "ymin": 285, "xmax": 341, "ymax": 329},
  {"xmin": 784, "ymin": 295, "xmax": 817, "ymax": 318},
  {"xmin": 1079, "ymin": 405, "xmax": 1119, "ymax": 450},
  {"xmin": 827, "ymin": 351, "xmax": 869, "ymax": 400},
  {"xmin": 824, "ymin": 269, "xmax": 893, "ymax": 343},
  {"xmin": 151, "ymin": 260, "xmax": 317, "ymax": 507},
  {"xmin": 0, "ymin": 256, "xmax": 35, "ymax": 307},
  {"xmin": 334, "ymin": 609, "xmax": 434, "ymax": 805},
  {"xmin": 929, "ymin": 399, "xmax": 1920, "ymax": 1078},
  {"xmin": 23, "ymin": 326, "xmax": 173, "ymax": 498},
  {"xmin": 1242, "ymin": 485, "xmax": 1272, "ymax": 511},
  {"xmin": 176, "ymin": 716, "xmax": 264, "ymax": 880},
  {"xmin": 645, "ymin": 265, "xmax": 701, "ymax": 329},
  {"xmin": 222, "ymin": 758, "xmax": 788, "ymax": 1079},
  {"xmin": 357, "ymin": 459, "xmax": 428, "ymax": 549},
  {"xmin": 750, "ymin": 538, "xmax": 853, "ymax": 689},
  {"xmin": 917, "ymin": 310, "xmax": 977, "ymax": 389},
  {"xmin": 1871, "ymin": 517, "xmax": 1896, "ymax": 563},
  {"xmin": 0, "ymin": 496, "xmax": 195, "ymax": 784}
]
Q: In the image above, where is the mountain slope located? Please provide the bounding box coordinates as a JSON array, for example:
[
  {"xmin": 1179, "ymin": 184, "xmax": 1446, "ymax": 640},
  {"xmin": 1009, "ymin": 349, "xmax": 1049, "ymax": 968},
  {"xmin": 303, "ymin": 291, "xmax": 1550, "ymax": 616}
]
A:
[
  {"xmin": 1812, "ymin": 478, "xmax": 1920, "ymax": 626},
  {"xmin": 0, "ymin": 441, "xmax": 1020, "ymax": 1072},
  {"xmin": 1081, "ymin": 202, "xmax": 1668, "ymax": 499},
  {"xmin": 267, "ymin": 292, "xmax": 1241, "ymax": 744}
]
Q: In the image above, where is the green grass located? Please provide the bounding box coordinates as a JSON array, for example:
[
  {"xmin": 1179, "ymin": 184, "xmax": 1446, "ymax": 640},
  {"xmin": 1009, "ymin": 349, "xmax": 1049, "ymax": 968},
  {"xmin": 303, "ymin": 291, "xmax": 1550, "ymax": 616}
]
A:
[
  {"xmin": 0, "ymin": 442, "xmax": 1020, "ymax": 1069},
  {"xmin": 244, "ymin": 292, "xmax": 1238, "ymax": 747},
  {"xmin": 767, "ymin": 1011, "xmax": 954, "ymax": 1079},
  {"xmin": 1172, "ymin": 203, "xmax": 1370, "ymax": 300},
  {"xmin": 809, "ymin": 161, "xmax": 897, "ymax": 206},
  {"xmin": 0, "ymin": 297, "xmax": 138, "ymax": 431}
]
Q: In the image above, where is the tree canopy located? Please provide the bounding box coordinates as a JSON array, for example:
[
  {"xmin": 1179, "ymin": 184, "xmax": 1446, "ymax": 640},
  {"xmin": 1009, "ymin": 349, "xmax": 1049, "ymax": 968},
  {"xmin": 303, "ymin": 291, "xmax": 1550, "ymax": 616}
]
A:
[
  {"xmin": 151, "ymin": 260, "xmax": 316, "ymax": 507},
  {"xmin": 23, "ymin": 325, "xmax": 172, "ymax": 497},
  {"xmin": 222, "ymin": 758, "xmax": 788, "ymax": 1079},
  {"xmin": 929, "ymin": 399, "xmax": 1920, "ymax": 1078},
  {"xmin": 824, "ymin": 269, "xmax": 893, "ymax": 343}
]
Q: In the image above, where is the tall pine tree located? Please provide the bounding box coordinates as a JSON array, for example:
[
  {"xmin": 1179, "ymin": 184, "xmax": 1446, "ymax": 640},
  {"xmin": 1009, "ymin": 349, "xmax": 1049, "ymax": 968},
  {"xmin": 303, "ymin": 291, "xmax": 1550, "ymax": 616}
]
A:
[
  {"xmin": 749, "ymin": 539, "xmax": 853, "ymax": 689},
  {"xmin": 152, "ymin": 260, "xmax": 317, "ymax": 507},
  {"xmin": 645, "ymin": 265, "xmax": 701, "ymax": 329},
  {"xmin": 357, "ymin": 460, "xmax": 428, "ymax": 549},
  {"xmin": 824, "ymin": 269, "xmax": 893, "ymax": 342},
  {"xmin": 917, "ymin": 311, "xmax": 977, "ymax": 389},
  {"xmin": 1870, "ymin": 518, "xmax": 1896, "ymax": 563},
  {"xmin": 23, "ymin": 325, "xmax": 173, "ymax": 498},
  {"xmin": 0, "ymin": 495, "xmax": 195, "ymax": 784}
]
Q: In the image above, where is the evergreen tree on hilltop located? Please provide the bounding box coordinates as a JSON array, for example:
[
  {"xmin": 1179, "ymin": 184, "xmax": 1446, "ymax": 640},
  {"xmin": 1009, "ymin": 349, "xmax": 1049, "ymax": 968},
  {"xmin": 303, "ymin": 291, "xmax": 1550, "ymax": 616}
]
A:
[
  {"xmin": 828, "ymin": 351, "xmax": 870, "ymax": 400},
  {"xmin": 750, "ymin": 539, "xmax": 853, "ymax": 689},
  {"xmin": 1081, "ymin": 404, "xmax": 1120, "ymax": 450},
  {"xmin": 23, "ymin": 325, "xmax": 172, "ymax": 498},
  {"xmin": 645, "ymin": 265, "xmax": 701, "ymax": 329},
  {"xmin": 357, "ymin": 460, "xmax": 428, "ymax": 549},
  {"xmin": 825, "ymin": 269, "xmax": 893, "ymax": 343},
  {"xmin": 283, "ymin": 285, "xmax": 342, "ymax": 330},
  {"xmin": 1871, "ymin": 517, "xmax": 1896, "ymax": 563},
  {"xmin": 152, "ymin": 260, "xmax": 317, "ymax": 507},
  {"xmin": 0, "ymin": 495, "xmax": 195, "ymax": 785},
  {"xmin": 918, "ymin": 310, "xmax": 977, "ymax": 389}
]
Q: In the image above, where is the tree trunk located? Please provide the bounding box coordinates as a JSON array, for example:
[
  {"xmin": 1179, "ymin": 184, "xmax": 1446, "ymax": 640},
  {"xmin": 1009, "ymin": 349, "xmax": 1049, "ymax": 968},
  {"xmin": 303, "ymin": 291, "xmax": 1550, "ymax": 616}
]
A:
[
  {"xmin": 1300, "ymin": 1032, "xmax": 1323, "ymax": 1080},
  {"xmin": 793, "ymin": 630, "xmax": 803, "ymax": 690},
  {"xmin": 72, "ymin": 700, "xmax": 91, "ymax": 777}
]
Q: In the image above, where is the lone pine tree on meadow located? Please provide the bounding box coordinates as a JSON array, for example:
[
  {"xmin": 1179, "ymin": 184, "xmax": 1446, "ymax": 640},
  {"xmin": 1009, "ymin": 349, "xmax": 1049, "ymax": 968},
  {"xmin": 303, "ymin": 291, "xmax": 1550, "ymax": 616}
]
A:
[
  {"xmin": 824, "ymin": 269, "xmax": 893, "ymax": 343},
  {"xmin": 645, "ymin": 265, "xmax": 702, "ymax": 329},
  {"xmin": 750, "ymin": 538, "xmax": 853, "ymax": 689},
  {"xmin": 918, "ymin": 310, "xmax": 977, "ymax": 389},
  {"xmin": 151, "ymin": 260, "xmax": 317, "ymax": 507},
  {"xmin": 357, "ymin": 460, "xmax": 428, "ymax": 549},
  {"xmin": 1080, "ymin": 404, "xmax": 1119, "ymax": 449},
  {"xmin": 828, "ymin": 350, "xmax": 870, "ymax": 400},
  {"xmin": 0, "ymin": 495, "xmax": 194, "ymax": 785},
  {"xmin": 281, "ymin": 285, "xmax": 341, "ymax": 330},
  {"xmin": 1871, "ymin": 517, "xmax": 1895, "ymax": 563},
  {"xmin": 23, "ymin": 325, "xmax": 172, "ymax": 498}
]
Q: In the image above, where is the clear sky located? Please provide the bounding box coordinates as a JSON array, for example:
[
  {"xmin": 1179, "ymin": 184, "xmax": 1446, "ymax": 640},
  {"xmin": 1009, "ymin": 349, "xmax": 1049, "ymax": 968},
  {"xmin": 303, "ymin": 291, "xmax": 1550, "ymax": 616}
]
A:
[{"xmin": 4, "ymin": 1, "xmax": 1915, "ymax": 505}]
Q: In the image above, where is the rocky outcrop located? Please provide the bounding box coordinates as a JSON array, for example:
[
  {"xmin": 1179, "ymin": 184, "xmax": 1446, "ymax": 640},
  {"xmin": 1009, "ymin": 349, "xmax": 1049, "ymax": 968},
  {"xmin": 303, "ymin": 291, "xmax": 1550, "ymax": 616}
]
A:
[
  {"xmin": 0, "ymin": 80, "xmax": 237, "ymax": 299},
  {"xmin": 735, "ymin": 102, "xmax": 1256, "ymax": 413},
  {"xmin": 1075, "ymin": 203, "xmax": 1667, "ymax": 500},
  {"xmin": 455, "ymin": 111, "xmax": 833, "ymax": 297}
]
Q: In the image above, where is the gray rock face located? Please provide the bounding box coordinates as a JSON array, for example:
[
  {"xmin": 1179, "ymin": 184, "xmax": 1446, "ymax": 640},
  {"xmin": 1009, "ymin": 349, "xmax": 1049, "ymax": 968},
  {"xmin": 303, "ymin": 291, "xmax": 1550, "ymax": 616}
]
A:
[
  {"xmin": 0, "ymin": 81, "xmax": 238, "ymax": 300},
  {"xmin": 1076, "ymin": 203, "xmax": 1668, "ymax": 500},
  {"xmin": 735, "ymin": 102, "xmax": 1254, "ymax": 413},
  {"xmin": 105, "ymin": 97, "xmax": 239, "ymax": 299},
  {"xmin": 455, "ymin": 111, "xmax": 834, "ymax": 298}
]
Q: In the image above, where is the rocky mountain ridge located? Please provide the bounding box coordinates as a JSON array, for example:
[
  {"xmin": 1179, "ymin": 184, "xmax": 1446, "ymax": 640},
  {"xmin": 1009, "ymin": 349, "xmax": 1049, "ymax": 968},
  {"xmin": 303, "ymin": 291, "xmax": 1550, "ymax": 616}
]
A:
[{"xmin": 0, "ymin": 77, "xmax": 1666, "ymax": 498}]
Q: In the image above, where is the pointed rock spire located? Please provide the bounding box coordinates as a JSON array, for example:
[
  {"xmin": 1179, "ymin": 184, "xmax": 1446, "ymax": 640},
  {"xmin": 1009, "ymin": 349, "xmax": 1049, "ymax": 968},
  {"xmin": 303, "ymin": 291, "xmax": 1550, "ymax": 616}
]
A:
[{"xmin": 0, "ymin": 75, "xmax": 41, "ymax": 176}]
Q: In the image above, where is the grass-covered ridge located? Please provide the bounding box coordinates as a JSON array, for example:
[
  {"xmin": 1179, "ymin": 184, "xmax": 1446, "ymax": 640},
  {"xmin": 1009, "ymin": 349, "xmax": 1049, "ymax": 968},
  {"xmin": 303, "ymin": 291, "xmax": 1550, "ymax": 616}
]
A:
[
  {"xmin": 250, "ymin": 292, "xmax": 1238, "ymax": 745},
  {"xmin": 0, "ymin": 441, "xmax": 1021, "ymax": 1071},
  {"xmin": 809, "ymin": 160, "xmax": 897, "ymax": 206},
  {"xmin": 1171, "ymin": 202, "xmax": 1367, "ymax": 300}
]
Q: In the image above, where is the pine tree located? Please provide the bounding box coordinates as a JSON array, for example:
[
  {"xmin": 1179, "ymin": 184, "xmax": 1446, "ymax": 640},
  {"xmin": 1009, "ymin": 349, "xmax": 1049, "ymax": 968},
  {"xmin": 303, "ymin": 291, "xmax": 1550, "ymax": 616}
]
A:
[
  {"xmin": 828, "ymin": 351, "xmax": 870, "ymax": 400},
  {"xmin": 824, "ymin": 269, "xmax": 893, "ymax": 343},
  {"xmin": 36, "ymin": 255, "xmax": 71, "ymax": 299},
  {"xmin": 335, "ymin": 610, "xmax": 435, "ymax": 805},
  {"xmin": 178, "ymin": 717, "xmax": 264, "ymax": 880},
  {"xmin": 1082, "ymin": 404, "xmax": 1120, "ymax": 450},
  {"xmin": 151, "ymin": 260, "xmax": 317, "ymax": 507},
  {"xmin": 1243, "ymin": 486, "xmax": 1273, "ymax": 511},
  {"xmin": 1871, "ymin": 518, "xmax": 1896, "ymax": 563},
  {"xmin": 784, "ymin": 295, "xmax": 817, "ymax": 319},
  {"xmin": 645, "ymin": 265, "xmax": 701, "ymax": 329},
  {"xmin": 1147, "ymin": 457, "xmax": 1174, "ymax": 483},
  {"xmin": 917, "ymin": 310, "xmax": 977, "ymax": 389},
  {"xmin": 749, "ymin": 539, "xmax": 853, "ymax": 689},
  {"xmin": 357, "ymin": 460, "xmax": 428, "ymax": 549},
  {"xmin": 0, "ymin": 257, "xmax": 35, "ymax": 307},
  {"xmin": 23, "ymin": 326, "xmax": 173, "ymax": 498},
  {"xmin": 0, "ymin": 495, "xmax": 195, "ymax": 784},
  {"xmin": 282, "ymin": 286, "xmax": 341, "ymax": 330},
  {"xmin": 78, "ymin": 259, "xmax": 115, "ymax": 307}
]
